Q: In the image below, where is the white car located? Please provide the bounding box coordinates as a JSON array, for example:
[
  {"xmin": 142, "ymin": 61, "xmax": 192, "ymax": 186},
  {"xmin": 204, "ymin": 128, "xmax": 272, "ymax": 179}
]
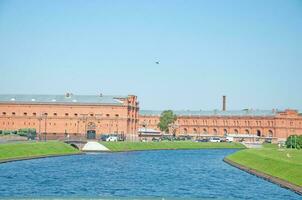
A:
[
  {"xmin": 209, "ymin": 137, "xmax": 221, "ymax": 143},
  {"xmin": 226, "ymin": 136, "xmax": 234, "ymax": 142},
  {"xmin": 106, "ymin": 136, "xmax": 118, "ymax": 142}
]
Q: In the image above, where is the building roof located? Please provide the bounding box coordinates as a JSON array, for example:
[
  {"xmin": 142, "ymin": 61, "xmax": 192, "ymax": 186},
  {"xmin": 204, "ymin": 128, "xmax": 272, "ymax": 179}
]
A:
[
  {"xmin": 140, "ymin": 109, "xmax": 277, "ymax": 117},
  {"xmin": 0, "ymin": 94, "xmax": 128, "ymax": 105}
]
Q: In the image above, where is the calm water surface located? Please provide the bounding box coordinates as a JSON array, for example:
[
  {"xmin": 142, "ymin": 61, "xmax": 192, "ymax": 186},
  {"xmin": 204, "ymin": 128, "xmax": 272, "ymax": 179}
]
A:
[{"xmin": 0, "ymin": 149, "xmax": 300, "ymax": 200}]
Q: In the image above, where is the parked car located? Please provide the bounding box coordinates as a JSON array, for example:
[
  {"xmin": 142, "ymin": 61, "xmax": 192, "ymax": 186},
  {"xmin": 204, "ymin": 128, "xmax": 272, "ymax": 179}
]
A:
[
  {"xmin": 106, "ymin": 136, "xmax": 118, "ymax": 142},
  {"xmin": 178, "ymin": 136, "xmax": 192, "ymax": 141},
  {"xmin": 209, "ymin": 137, "xmax": 221, "ymax": 143},
  {"xmin": 196, "ymin": 138, "xmax": 209, "ymax": 142},
  {"xmin": 226, "ymin": 136, "xmax": 234, "ymax": 142},
  {"xmin": 161, "ymin": 136, "xmax": 173, "ymax": 141},
  {"xmin": 100, "ymin": 134, "xmax": 110, "ymax": 141},
  {"xmin": 152, "ymin": 137, "xmax": 160, "ymax": 142}
]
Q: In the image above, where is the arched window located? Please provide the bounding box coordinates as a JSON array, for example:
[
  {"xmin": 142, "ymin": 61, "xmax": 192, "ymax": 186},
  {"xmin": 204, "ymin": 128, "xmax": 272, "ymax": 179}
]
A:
[
  {"xmin": 184, "ymin": 128, "xmax": 188, "ymax": 134},
  {"xmin": 234, "ymin": 129, "xmax": 239, "ymax": 134},
  {"xmin": 224, "ymin": 129, "xmax": 228, "ymax": 135},
  {"xmin": 213, "ymin": 129, "xmax": 218, "ymax": 135},
  {"xmin": 193, "ymin": 128, "xmax": 197, "ymax": 134},
  {"xmin": 268, "ymin": 130, "xmax": 273, "ymax": 138},
  {"xmin": 203, "ymin": 128, "xmax": 207, "ymax": 134},
  {"xmin": 257, "ymin": 130, "xmax": 261, "ymax": 137},
  {"xmin": 245, "ymin": 129, "xmax": 250, "ymax": 134}
]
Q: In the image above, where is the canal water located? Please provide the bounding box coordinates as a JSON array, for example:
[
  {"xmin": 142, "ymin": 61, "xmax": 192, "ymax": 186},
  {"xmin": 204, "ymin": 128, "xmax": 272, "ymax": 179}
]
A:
[{"xmin": 0, "ymin": 149, "xmax": 300, "ymax": 199}]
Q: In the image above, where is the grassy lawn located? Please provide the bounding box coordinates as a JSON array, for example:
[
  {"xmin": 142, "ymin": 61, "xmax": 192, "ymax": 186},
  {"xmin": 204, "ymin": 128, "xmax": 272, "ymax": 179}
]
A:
[
  {"xmin": 0, "ymin": 141, "xmax": 80, "ymax": 161},
  {"xmin": 100, "ymin": 141, "xmax": 245, "ymax": 152},
  {"xmin": 227, "ymin": 144, "xmax": 302, "ymax": 187}
]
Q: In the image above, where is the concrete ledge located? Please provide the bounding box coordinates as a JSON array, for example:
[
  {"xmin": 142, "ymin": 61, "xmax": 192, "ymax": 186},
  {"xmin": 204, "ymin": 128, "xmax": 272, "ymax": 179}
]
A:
[
  {"xmin": 223, "ymin": 158, "xmax": 302, "ymax": 196},
  {"xmin": 0, "ymin": 152, "xmax": 84, "ymax": 164},
  {"xmin": 82, "ymin": 141, "xmax": 110, "ymax": 152}
]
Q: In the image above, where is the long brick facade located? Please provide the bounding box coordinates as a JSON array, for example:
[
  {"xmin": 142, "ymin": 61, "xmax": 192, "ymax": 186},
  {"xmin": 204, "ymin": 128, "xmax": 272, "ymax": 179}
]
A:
[
  {"xmin": 0, "ymin": 94, "xmax": 301, "ymax": 141},
  {"xmin": 139, "ymin": 109, "xmax": 302, "ymax": 141},
  {"xmin": 0, "ymin": 94, "xmax": 139, "ymax": 140}
]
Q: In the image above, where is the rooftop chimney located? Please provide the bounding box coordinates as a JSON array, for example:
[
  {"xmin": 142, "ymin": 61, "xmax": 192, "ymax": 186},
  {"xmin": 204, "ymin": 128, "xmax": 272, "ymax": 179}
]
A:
[{"xmin": 222, "ymin": 95, "xmax": 226, "ymax": 111}]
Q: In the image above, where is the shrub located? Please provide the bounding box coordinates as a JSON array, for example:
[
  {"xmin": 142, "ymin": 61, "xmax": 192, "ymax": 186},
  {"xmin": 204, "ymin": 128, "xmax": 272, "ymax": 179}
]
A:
[
  {"xmin": 286, "ymin": 135, "xmax": 302, "ymax": 149},
  {"xmin": 2, "ymin": 130, "xmax": 14, "ymax": 135},
  {"xmin": 17, "ymin": 128, "xmax": 37, "ymax": 140}
]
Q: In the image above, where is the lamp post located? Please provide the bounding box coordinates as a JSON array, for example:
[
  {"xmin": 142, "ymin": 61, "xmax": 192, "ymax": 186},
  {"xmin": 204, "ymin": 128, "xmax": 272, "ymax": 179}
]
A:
[
  {"xmin": 38, "ymin": 116, "xmax": 42, "ymax": 141},
  {"xmin": 43, "ymin": 113, "xmax": 47, "ymax": 141}
]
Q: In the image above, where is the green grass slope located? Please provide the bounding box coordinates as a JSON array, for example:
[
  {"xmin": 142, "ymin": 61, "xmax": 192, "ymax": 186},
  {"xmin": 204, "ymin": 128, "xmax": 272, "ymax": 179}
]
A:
[
  {"xmin": 101, "ymin": 141, "xmax": 245, "ymax": 152},
  {"xmin": 0, "ymin": 141, "xmax": 80, "ymax": 161},
  {"xmin": 227, "ymin": 145, "xmax": 302, "ymax": 187}
]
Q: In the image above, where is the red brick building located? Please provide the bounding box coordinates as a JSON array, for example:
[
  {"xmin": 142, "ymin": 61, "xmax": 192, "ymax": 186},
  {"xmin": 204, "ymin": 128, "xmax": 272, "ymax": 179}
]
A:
[
  {"xmin": 0, "ymin": 94, "xmax": 301, "ymax": 142},
  {"xmin": 0, "ymin": 94, "xmax": 139, "ymax": 140},
  {"xmin": 139, "ymin": 109, "xmax": 302, "ymax": 142}
]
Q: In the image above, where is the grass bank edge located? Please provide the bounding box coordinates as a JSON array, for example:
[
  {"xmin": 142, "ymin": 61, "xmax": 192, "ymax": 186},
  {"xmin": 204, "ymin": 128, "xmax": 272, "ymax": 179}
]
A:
[
  {"xmin": 226, "ymin": 146, "xmax": 302, "ymax": 187},
  {"xmin": 101, "ymin": 141, "xmax": 245, "ymax": 152},
  {"xmin": 0, "ymin": 141, "xmax": 80, "ymax": 161}
]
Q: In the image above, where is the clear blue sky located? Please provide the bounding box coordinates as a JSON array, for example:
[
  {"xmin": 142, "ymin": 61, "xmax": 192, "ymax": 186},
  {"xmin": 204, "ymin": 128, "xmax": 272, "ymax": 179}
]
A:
[{"xmin": 0, "ymin": 0, "xmax": 301, "ymax": 111}]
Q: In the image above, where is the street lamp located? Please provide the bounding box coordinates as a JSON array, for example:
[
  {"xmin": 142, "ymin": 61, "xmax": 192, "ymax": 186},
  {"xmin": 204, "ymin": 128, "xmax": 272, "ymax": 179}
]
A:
[{"xmin": 38, "ymin": 116, "xmax": 42, "ymax": 141}]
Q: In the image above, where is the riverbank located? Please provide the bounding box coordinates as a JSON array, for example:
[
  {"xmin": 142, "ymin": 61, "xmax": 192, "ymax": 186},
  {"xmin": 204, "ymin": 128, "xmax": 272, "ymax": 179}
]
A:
[
  {"xmin": 0, "ymin": 141, "xmax": 81, "ymax": 163},
  {"xmin": 226, "ymin": 144, "xmax": 302, "ymax": 194},
  {"xmin": 100, "ymin": 141, "xmax": 245, "ymax": 152}
]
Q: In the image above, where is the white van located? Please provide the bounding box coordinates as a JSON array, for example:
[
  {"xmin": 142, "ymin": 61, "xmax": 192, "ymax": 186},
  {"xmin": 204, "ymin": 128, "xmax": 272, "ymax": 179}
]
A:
[
  {"xmin": 226, "ymin": 136, "xmax": 234, "ymax": 142},
  {"xmin": 209, "ymin": 137, "xmax": 221, "ymax": 143},
  {"xmin": 106, "ymin": 136, "xmax": 118, "ymax": 142}
]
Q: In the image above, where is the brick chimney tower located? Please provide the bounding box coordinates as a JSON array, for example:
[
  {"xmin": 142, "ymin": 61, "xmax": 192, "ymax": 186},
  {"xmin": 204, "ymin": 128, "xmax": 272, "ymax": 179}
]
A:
[{"xmin": 222, "ymin": 95, "xmax": 226, "ymax": 111}]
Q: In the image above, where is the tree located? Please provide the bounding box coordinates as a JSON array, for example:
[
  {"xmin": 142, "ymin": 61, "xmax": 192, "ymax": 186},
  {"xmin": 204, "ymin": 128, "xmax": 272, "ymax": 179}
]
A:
[
  {"xmin": 286, "ymin": 135, "xmax": 302, "ymax": 149},
  {"xmin": 158, "ymin": 110, "xmax": 177, "ymax": 133}
]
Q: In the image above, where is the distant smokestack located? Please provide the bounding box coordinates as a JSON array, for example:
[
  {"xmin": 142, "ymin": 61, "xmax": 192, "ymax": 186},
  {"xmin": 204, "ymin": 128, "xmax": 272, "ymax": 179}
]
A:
[{"xmin": 222, "ymin": 95, "xmax": 226, "ymax": 111}]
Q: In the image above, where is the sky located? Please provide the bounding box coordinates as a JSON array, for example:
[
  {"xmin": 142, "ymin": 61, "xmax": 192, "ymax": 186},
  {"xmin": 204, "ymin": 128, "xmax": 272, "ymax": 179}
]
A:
[{"xmin": 0, "ymin": 0, "xmax": 301, "ymax": 111}]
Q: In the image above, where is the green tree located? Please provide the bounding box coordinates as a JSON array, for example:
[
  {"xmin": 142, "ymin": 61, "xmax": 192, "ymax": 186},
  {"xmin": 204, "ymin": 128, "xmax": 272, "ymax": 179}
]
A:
[
  {"xmin": 158, "ymin": 110, "xmax": 177, "ymax": 133},
  {"xmin": 286, "ymin": 135, "xmax": 302, "ymax": 149}
]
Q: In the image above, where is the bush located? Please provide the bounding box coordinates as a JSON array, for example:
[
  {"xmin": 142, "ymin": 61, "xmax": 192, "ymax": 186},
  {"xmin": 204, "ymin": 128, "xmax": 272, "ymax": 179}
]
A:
[
  {"xmin": 286, "ymin": 135, "xmax": 302, "ymax": 149},
  {"xmin": 2, "ymin": 130, "xmax": 14, "ymax": 135},
  {"xmin": 17, "ymin": 128, "xmax": 36, "ymax": 140}
]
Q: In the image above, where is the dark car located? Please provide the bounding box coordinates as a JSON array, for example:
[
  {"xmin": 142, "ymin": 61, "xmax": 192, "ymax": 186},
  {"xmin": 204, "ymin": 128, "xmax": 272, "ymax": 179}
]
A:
[
  {"xmin": 152, "ymin": 137, "xmax": 160, "ymax": 142},
  {"xmin": 196, "ymin": 138, "xmax": 209, "ymax": 142},
  {"xmin": 100, "ymin": 134, "xmax": 110, "ymax": 141},
  {"xmin": 161, "ymin": 136, "xmax": 173, "ymax": 141}
]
